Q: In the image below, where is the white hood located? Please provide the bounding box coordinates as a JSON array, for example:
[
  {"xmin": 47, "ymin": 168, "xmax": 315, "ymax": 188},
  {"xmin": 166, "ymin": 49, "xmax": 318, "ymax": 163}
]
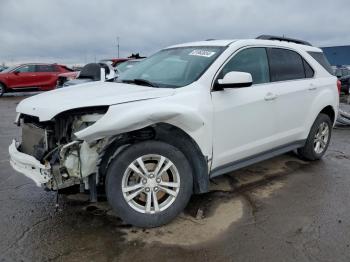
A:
[{"xmin": 16, "ymin": 82, "xmax": 175, "ymax": 121}]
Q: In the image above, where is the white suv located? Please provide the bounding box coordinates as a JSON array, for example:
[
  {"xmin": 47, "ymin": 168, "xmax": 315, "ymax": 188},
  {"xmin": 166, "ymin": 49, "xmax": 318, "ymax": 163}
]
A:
[{"xmin": 9, "ymin": 36, "xmax": 339, "ymax": 227}]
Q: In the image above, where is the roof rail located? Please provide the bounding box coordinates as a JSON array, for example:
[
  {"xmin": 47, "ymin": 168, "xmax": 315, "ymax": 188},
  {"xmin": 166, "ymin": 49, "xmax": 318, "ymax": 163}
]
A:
[{"xmin": 256, "ymin": 35, "xmax": 312, "ymax": 46}]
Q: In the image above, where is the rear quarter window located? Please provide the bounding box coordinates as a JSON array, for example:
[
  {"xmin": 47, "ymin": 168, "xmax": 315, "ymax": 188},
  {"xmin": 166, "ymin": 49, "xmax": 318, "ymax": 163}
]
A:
[
  {"xmin": 303, "ymin": 59, "xmax": 314, "ymax": 78},
  {"xmin": 308, "ymin": 51, "xmax": 334, "ymax": 75}
]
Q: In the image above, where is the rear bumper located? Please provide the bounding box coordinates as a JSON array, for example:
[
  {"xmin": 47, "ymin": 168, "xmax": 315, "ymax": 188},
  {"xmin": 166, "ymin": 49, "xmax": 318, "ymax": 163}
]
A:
[{"xmin": 9, "ymin": 140, "xmax": 51, "ymax": 186}]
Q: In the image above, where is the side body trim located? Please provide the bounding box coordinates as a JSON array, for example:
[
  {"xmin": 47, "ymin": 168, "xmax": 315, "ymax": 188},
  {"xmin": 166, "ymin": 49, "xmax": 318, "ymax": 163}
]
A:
[{"xmin": 210, "ymin": 140, "xmax": 306, "ymax": 178}]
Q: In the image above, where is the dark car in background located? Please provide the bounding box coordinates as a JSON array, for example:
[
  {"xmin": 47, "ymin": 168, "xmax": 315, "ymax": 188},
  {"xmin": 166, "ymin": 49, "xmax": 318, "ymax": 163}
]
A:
[
  {"xmin": 58, "ymin": 62, "xmax": 117, "ymax": 88},
  {"xmin": 57, "ymin": 59, "xmax": 143, "ymax": 88},
  {"xmin": 339, "ymin": 75, "xmax": 350, "ymax": 95},
  {"xmin": 57, "ymin": 59, "xmax": 131, "ymax": 88},
  {"xmin": 334, "ymin": 66, "xmax": 350, "ymax": 95},
  {"xmin": 0, "ymin": 63, "xmax": 73, "ymax": 96}
]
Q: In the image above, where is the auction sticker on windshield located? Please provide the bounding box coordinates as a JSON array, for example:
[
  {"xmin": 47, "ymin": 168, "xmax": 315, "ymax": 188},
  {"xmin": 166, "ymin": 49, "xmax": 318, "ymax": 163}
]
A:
[{"xmin": 189, "ymin": 50, "xmax": 216, "ymax": 57}]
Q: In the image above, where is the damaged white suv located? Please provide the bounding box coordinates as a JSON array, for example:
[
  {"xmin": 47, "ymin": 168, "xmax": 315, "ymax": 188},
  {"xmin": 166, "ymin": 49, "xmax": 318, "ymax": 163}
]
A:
[{"xmin": 9, "ymin": 36, "xmax": 339, "ymax": 227}]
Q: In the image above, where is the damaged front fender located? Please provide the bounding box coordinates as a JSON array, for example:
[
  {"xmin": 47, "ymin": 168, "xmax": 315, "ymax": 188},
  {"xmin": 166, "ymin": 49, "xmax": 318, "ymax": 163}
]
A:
[{"xmin": 74, "ymin": 101, "xmax": 206, "ymax": 143}]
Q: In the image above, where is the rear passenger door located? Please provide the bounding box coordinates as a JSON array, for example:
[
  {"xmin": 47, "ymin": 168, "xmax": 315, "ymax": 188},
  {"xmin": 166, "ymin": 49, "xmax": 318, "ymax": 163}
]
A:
[
  {"xmin": 35, "ymin": 64, "xmax": 60, "ymax": 90},
  {"xmin": 267, "ymin": 48, "xmax": 315, "ymax": 144}
]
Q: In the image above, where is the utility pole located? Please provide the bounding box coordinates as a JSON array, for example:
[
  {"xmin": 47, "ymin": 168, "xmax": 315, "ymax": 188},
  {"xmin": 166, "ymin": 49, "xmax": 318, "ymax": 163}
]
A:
[{"xmin": 117, "ymin": 36, "xmax": 120, "ymax": 58}]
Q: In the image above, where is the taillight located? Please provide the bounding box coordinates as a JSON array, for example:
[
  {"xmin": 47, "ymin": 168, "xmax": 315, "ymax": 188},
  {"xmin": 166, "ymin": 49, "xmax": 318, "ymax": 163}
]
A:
[{"xmin": 337, "ymin": 80, "xmax": 341, "ymax": 94}]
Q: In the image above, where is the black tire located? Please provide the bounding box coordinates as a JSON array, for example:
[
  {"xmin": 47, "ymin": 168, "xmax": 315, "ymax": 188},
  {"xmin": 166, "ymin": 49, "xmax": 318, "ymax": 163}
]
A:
[
  {"xmin": 297, "ymin": 113, "xmax": 332, "ymax": 161},
  {"xmin": 105, "ymin": 140, "xmax": 193, "ymax": 228},
  {"xmin": 0, "ymin": 83, "xmax": 5, "ymax": 97}
]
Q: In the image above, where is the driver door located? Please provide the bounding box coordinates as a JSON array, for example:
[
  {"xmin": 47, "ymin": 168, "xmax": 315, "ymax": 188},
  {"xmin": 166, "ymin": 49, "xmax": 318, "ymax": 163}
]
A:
[
  {"xmin": 7, "ymin": 64, "xmax": 36, "ymax": 88},
  {"xmin": 211, "ymin": 47, "xmax": 279, "ymax": 170}
]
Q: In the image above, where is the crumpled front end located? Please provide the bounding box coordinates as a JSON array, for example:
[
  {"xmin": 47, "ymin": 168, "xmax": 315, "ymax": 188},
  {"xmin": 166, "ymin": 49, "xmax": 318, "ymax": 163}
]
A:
[
  {"xmin": 9, "ymin": 108, "xmax": 108, "ymax": 190},
  {"xmin": 9, "ymin": 140, "xmax": 51, "ymax": 186}
]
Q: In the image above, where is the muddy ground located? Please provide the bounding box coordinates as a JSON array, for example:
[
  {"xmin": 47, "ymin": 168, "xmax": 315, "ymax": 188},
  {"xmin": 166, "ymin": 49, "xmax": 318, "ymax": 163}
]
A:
[{"xmin": 0, "ymin": 94, "xmax": 350, "ymax": 262}]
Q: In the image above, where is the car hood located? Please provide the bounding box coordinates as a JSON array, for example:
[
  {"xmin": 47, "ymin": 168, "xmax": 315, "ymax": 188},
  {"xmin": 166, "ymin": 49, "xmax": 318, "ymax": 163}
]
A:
[{"xmin": 17, "ymin": 81, "xmax": 176, "ymax": 121}]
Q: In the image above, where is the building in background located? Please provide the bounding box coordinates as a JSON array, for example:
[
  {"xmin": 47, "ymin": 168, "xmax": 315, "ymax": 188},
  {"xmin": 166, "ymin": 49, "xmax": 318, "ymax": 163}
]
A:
[{"xmin": 322, "ymin": 46, "xmax": 350, "ymax": 66}]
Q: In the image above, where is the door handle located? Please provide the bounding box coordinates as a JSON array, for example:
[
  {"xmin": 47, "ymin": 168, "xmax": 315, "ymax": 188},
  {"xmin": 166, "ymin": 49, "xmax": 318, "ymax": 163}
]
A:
[
  {"xmin": 308, "ymin": 84, "xmax": 317, "ymax": 91},
  {"xmin": 264, "ymin": 92, "xmax": 278, "ymax": 101}
]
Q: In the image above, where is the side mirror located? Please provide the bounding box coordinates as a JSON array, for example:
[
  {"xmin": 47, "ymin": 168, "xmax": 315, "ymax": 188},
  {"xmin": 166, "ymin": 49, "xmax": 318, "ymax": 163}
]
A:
[
  {"xmin": 13, "ymin": 70, "xmax": 20, "ymax": 75},
  {"xmin": 214, "ymin": 71, "xmax": 253, "ymax": 90}
]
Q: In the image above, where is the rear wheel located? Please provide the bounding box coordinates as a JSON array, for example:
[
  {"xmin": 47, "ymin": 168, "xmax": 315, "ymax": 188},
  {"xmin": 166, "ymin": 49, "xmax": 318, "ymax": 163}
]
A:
[
  {"xmin": 105, "ymin": 141, "xmax": 193, "ymax": 228},
  {"xmin": 0, "ymin": 83, "xmax": 5, "ymax": 96},
  {"xmin": 298, "ymin": 113, "xmax": 332, "ymax": 160}
]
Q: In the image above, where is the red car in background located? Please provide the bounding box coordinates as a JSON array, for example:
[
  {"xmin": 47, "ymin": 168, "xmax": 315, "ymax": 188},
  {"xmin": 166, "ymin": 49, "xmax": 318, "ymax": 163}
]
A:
[
  {"xmin": 56, "ymin": 71, "xmax": 80, "ymax": 88},
  {"xmin": 0, "ymin": 63, "xmax": 74, "ymax": 96}
]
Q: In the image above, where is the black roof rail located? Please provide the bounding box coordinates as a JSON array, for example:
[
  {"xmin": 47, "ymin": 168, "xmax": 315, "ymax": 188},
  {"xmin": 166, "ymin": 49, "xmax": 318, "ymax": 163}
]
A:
[{"xmin": 256, "ymin": 35, "xmax": 312, "ymax": 46}]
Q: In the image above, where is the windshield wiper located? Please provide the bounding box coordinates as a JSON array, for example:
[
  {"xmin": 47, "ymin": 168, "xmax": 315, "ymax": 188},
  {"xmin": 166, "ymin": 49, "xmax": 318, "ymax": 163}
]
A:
[
  {"xmin": 121, "ymin": 78, "xmax": 158, "ymax": 87},
  {"xmin": 134, "ymin": 79, "xmax": 158, "ymax": 87}
]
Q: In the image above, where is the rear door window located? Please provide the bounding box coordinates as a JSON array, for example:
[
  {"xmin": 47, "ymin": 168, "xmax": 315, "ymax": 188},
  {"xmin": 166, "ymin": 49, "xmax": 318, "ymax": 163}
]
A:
[
  {"xmin": 267, "ymin": 48, "xmax": 305, "ymax": 82},
  {"xmin": 36, "ymin": 64, "xmax": 56, "ymax": 72}
]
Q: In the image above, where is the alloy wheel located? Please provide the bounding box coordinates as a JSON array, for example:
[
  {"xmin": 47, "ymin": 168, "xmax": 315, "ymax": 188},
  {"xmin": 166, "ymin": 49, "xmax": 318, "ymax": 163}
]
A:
[
  {"xmin": 313, "ymin": 122, "xmax": 330, "ymax": 154},
  {"xmin": 121, "ymin": 154, "xmax": 180, "ymax": 214}
]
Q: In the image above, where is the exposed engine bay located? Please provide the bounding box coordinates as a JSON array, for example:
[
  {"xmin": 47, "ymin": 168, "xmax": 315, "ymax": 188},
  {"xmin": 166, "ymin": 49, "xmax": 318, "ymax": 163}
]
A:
[{"xmin": 18, "ymin": 107, "xmax": 109, "ymax": 191}]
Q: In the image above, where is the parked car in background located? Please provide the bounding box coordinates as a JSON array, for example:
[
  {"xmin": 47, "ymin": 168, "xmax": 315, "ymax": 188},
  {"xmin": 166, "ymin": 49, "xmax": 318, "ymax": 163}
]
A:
[
  {"xmin": 100, "ymin": 54, "xmax": 146, "ymax": 68},
  {"xmin": 0, "ymin": 63, "xmax": 73, "ymax": 96},
  {"xmin": 58, "ymin": 62, "xmax": 116, "ymax": 88},
  {"xmin": 56, "ymin": 71, "xmax": 80, "ymax": 88},
  {"xmin": 339, "ymin": 75, "xmax": 350, "ymax": 95},
  {"xmin": 332, "ymin": 66, "xmax": 350, "ymax": 95},
  {"xmin": 334, "ymin": 66, "xmax": 350, "ymax": 78},
  {"xmin": 9, "ymin": 36, "xmax": 339, "ymax": 227},
  {"xmin": 0, "ymin": 66, "xmax": 8, "ymax": 72},
  {"xmin": 99, "ymin": 58, "xmax": 129, "ymax": 67}
]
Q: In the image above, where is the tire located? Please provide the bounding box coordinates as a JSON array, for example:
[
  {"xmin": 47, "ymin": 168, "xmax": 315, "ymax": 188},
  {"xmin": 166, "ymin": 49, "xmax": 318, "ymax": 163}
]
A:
[
  {"xmin": 0, "ymin": 83, "xmax": 5, "ymax": 97},
  {"xmin": 105, "ymin": 140, "xmax": 193, "ymax": 228},
  {"xmin": 297, "ymin": 113, "xmax": 332, "ymax": 161}
]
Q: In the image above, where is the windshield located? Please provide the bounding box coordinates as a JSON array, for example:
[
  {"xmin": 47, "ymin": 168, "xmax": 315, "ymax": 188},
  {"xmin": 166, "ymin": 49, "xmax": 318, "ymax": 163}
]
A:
[
  {"xmin": 116, "ymin": 60, "xmax": 140, "ymax": 73},
  {"xmin": 1, "ymin": 65, "xmax": 18, "ymax": 73},
  {"xmin": 118, "ymin": 46, "xmax": 224, "ymax": 88}
]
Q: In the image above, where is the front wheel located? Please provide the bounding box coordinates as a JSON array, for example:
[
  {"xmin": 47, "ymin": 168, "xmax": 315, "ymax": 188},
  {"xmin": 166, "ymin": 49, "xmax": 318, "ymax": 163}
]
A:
[
  {"xmin": 298, "ymin": 113, "xmax": 332, "ymax": 160},
  {"xmin": 0, "ymin": 83, "xmax": 5, "ymax": 97},
  {"xmin": 105, "ymin": 141, "xmax": 193, "ymax": 228}
]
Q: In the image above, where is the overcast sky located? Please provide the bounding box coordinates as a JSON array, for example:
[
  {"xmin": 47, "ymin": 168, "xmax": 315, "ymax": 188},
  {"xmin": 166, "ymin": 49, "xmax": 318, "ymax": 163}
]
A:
[{"xmin": 1, "ymin": 0, "xmax": 349, "ymax": 65}]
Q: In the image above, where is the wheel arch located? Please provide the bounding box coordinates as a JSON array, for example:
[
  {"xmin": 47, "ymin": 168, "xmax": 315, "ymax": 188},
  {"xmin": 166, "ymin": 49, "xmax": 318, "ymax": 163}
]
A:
[
  {"xmin": 320, "ymin": 105, "xmax": 336, "ymax": 124},
  {"xmin": 0, "ymin": 80, "xmax": 8, "ymax": 91},
  {"xmin": 98, "ymin": 123, "xmax": 209, "ymax": 194}
]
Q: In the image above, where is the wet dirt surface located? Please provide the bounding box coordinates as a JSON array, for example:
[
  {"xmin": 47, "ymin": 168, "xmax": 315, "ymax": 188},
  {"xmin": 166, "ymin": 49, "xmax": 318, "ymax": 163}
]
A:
[{"xmin": 1, "ymin": 94, "xmax": 350, "ymax": 261}]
